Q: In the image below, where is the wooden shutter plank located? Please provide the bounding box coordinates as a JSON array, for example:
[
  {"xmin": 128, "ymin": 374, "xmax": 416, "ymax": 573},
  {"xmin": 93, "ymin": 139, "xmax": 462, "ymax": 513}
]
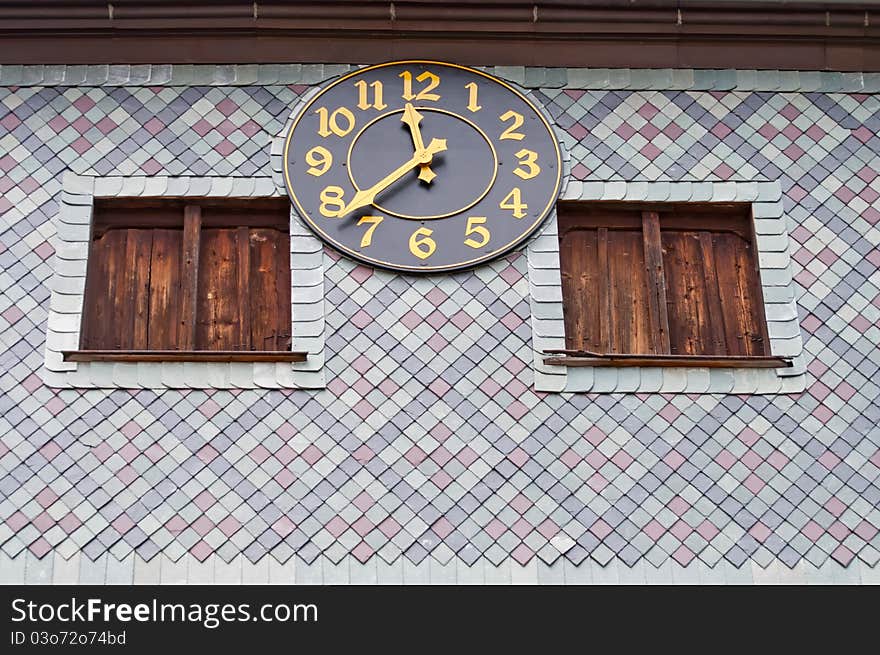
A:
[
  {"xmin": 559, "ymin": 228, "xmax": 600, "ymax": 353},
  {"xmin": 236, "ymin": 226, "xmax": 251, "ymax": 351},
  {"xmin": 196, "ymin": 228, "xmax": 242, "ymax": 350},
  {"xmin": 597, "ymin": 227, "xmax": 612, "ymax": 353},
  {"xmin": 180, "ymin": 205, "xmax": 201, "ymax": 350},
  {"xmin": 276, "ymin": 229, "xmax": 292, "ymax": 350},
  {"xmin": 641, "ymin": 211, "xmax": 671, "ymax": 354},
  {"xmin": 714, "ymin": 232, "xmax": 769, "ymax": 356},
  {"xmin": 697, "ymin": 232, "xmax": 729, "ymax": 355},
  {"xmin": 82, "ymin": 230, "xmax": 120, "ymax": 349},
  {"xmin": 147, "ymin": 228, "xmax": 182, "ymax": 350},
  {"xmin": 119, "ymin": 229, "xmax": 153, "ymax": 350},
  {"xmin": 662, "ymin": 231, "xmax": 714, "ymax": 355},
  {"xmin": 608, "ymin": 229, "xmax": 653, "ymax": 354}
]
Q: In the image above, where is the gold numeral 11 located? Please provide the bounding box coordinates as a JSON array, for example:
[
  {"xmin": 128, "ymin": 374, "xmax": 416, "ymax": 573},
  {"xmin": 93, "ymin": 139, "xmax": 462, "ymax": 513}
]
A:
[{"xmin": 355, "ymin": 80, "xmax": 387, "ymax": 110}]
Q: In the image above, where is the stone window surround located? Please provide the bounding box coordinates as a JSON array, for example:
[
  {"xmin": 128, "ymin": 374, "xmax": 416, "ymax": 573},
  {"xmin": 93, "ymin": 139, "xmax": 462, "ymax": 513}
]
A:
[
  {"xmin": 43, "ymin": 172, "xmax": 327, "ymax": 389},
  {"xmin": 527, "ymin": 179, "xmax": 806, "ymax": 394}
]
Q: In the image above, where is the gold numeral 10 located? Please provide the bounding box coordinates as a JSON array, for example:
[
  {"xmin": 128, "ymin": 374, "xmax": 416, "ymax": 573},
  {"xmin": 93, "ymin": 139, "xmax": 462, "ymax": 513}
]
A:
[
  {"xmin": 409, "ymin": 227, "xmax": 437, "ymax": 260},
  {"xmin": 464, "ymin": 216, "xmax": 490, "ymax": 249},
  {"xmin": 500, "ymin": 188, "xmax": 528, "ymax": 219},
  {"xmin": 355, "ymin": 80, "xmax": 387, "ymax": 111},
  {"xmin": 357, "ymin": 215, "xmax": 384, "ymax": 248},
  {"xmin": 400, "ymin": 70, "xmax": 441, "ymax": 102},
  {"xmin": 465, "ymin": 82, "xmax": 481, "ymax": 112},
  {"xmin": 315, "ymin": 107, "xmax": 355, "ymax": 138}
]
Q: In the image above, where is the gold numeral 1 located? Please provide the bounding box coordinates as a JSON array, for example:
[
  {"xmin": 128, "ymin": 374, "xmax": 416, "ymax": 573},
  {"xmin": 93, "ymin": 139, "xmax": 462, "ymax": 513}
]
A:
[
  {"xmin": 357, "ymin": 215, "xmax": 384, "ymax": 248},
  {"xmin": 355, "ymin": 80, "xmax": 387, "ymax": 110},
  {"xmin": 512, "ymin": 149, "xmax": 540, "ymax": 180},
  {"xmin": 400, "ymin": 70, "xmax": 441, "ymax": 102},
  {"xmin": 409, "ymin": 227, "xmax": 437, "ymax": 259},
  {"xmin": 464, "ymin": 217, "xmax": 490, "ymax": 249},
  {"xmin": 315, "ymin": 106, "xmax": 355, "ymax": 138},
  {"xmin": 500, "ymin": 188, "xmax": 527, "ymax": 219},
  {"xmin": 499, "ymin": 110, "xmax": 525, "ymax": 141},
  {"xmin": 465, "ymin": 82, "xmax": 481, "ymax": 112}
]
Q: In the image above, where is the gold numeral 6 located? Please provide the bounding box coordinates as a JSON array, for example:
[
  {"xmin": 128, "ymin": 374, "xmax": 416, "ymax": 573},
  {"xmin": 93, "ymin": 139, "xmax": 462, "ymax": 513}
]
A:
[
  {"xmin": 409, "ymin": 227, "xmax": 437, "ymax": 260},
  {"xmin": 319, "ymin": 186, "xmax": 346, "ymax": 217},
  {"xmin": 357, "ymin": 215, "xmax": 384, "ymax": 248},
  {"xmin": 464, "ymin": 216, "xmax": 490, "ymax": 249},
  {"xmin": 315, "ymin": 106, "xmax": 355, "ymax": 138},
  {"xmin": 305, "ymin": 146, "xmax": 333, "ymax": 177}
]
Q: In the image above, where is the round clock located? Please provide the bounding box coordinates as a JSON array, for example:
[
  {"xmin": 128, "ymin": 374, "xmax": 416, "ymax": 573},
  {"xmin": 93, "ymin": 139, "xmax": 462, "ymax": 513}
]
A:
[{"xmin": 282, "ymin": 60, "xmax": 563, "ymax": 273}]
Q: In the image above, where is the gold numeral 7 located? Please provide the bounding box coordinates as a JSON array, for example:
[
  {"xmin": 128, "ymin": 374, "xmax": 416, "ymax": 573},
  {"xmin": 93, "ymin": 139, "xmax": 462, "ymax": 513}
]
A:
[{"xmin": 357, "ymin": 215, "xmax": 384, "ymax": 248}]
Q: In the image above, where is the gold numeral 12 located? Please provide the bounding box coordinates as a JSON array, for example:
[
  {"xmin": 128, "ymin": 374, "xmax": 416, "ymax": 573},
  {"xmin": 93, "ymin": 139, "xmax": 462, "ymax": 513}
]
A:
[
  {"xmin": 355, "ymin": 80, "xmax": 387, "ymax": 110},
  {"xmin": 400, "ymin": 70, "xmax": 441, "ymax": 102}
]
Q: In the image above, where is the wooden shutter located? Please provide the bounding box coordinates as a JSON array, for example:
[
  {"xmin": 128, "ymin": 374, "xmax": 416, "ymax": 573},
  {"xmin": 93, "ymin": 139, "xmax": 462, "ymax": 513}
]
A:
[{"xmin": 558, "ymin": 202, "xmax": 769, "ymax": 358}]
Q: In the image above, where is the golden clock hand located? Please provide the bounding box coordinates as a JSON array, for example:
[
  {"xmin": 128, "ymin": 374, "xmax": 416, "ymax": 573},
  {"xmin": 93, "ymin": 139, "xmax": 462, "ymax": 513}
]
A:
[
  {"xmin": 338, "ymin": 138, "xmax": 447, "ymax": 217},
  {"xmin": 401, "ymin": 103, "xmax": 436, "ymax": 184}
]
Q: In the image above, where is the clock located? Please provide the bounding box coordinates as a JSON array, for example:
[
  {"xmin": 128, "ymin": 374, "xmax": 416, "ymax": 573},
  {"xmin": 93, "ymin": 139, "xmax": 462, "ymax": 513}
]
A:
[{"xmin": 282, "ymin": 60, "xmax": 563, "ymax": 273}]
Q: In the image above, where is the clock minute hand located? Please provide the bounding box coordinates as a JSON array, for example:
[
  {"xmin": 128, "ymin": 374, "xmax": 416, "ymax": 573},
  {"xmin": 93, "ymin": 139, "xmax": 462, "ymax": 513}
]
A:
[
  {"xmin": 401, "ymin": 103, "xmax": 437, "ymax": 184},
  {"xmin": 337, "ymin": 137, "xmax": 447, "ymax": 218}
]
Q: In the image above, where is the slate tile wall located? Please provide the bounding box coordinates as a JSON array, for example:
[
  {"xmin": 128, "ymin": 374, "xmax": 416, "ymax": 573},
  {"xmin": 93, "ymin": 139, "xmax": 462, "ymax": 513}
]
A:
[{"xmin": 0, "ymin": 66, "xmax": 878, "ymax": 575}]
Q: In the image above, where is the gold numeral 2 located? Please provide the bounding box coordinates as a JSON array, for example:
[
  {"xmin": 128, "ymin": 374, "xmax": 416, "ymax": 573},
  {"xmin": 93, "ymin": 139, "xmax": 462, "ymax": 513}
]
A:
[
  {"xmin": 500, "ymin": 188, "xmax": 528, "ymax": 219},
  {"xmin": 355, "ymin": 80, "xmax": 387, "ymax": 111},
  {"xmin": 464, "ymin": 216, "xmax": 490, "ymax": 249},
  {"xmin": 319, "ymin": 186, "xmax": 346, "ymax": 217},
  {"xmin": 499, "ymin": 110, "xmax": 525, "ymax": 141},
  {"xmin": 465, "ymin": 82, "xmax": 481, "ymax": 112},
  {"xmin": 400, "ymin": 70, "xmax": 441, "ymax": 102},
  {"xmin": 409, "ymin": 227, "xmax": 437, "ymax": 260},
  {"xmin": 315, "ymin": 107, "xmax": 355, "ymax": 138},
  {"xmin": 357, "ymin": 215, "xmax": 384, "ymax": 248},
  {"xmin": 305, "ymin": 146, "xmax": 333, "ymax": 177},
  {"xmin": 513, "ymin": 149, "xmax": 540, "ymax": 180}
]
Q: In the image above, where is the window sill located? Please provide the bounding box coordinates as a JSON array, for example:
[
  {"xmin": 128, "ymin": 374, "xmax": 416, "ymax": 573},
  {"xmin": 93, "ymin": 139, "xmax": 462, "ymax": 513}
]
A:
[
  {"xmin": 542, "ymin": 350, "xmax": 792, "ymax": 369},
  {"xmin": 62, "ymin": 350, "xmax": 308, "ymax": 363}
]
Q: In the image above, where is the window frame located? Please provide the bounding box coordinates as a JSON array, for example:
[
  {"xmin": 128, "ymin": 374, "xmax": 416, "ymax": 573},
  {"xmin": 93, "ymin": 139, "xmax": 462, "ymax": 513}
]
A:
[
  {"xmin": 43, "ymin": 173, "xmax": 327, "ymax": 389},
  {"xmin": 526, "ymin": 180, "xmax": 805, "ymax": 394}
]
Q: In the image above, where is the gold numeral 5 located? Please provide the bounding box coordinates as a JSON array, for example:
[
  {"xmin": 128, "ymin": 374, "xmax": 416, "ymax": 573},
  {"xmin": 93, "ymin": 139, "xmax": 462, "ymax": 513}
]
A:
[
  {"xmin": 315, "ymin": 107, "xmax": 355, "ymax": 138},
  {"xmin": 409, "ymin": 227, "xmax": 437, "ymax": 260},
  {"xmin": 355, "ymin": 80, "xmax": 387, "ymax": 111},
  {"xmin": 357, "ymin": 215, "xmax": 384, "ymax": 248},
  {"xmin": 305, "ymin": 146, "xmax": 333, "ymax": 177},
  {"xmin": 513, "ymin": 149, "xmax": 540, "ymax": 180},
  {"xmin": 319, "ymin": 186, "xmax": 346, "ymax": 217},
  {"xmin": 464, "ymin": 216, "xmax": 490, "ymax": 249},
  {"xmin": 400, "ymin": 70, "xmax": 441, "ymax": 102},
  {"xmin": 499, "ymin": 110, "xmax": 525, "ymax": 141},
  {"xmin": 500, "ymin": 188, "xmax": 527, "ymax": 219}
]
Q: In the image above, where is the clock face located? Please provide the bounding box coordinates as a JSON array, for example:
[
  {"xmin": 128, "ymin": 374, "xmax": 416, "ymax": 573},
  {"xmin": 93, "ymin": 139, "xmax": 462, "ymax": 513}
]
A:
[{"xmin": 283, "ymin": 61, "xmax": 563, "ymax": 272}]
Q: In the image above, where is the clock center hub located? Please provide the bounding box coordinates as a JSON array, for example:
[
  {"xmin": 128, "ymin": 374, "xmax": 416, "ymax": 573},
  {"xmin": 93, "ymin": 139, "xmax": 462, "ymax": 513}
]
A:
[{"xmin": 347, "ymin": 108, "xmax": 497, "ymax": 220}]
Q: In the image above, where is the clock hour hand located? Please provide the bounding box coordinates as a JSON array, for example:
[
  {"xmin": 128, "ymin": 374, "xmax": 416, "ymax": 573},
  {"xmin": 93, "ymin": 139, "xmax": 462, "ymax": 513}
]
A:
[
  {"xmin": 337, "ymin": 137, "xmax": 447, "ymax": 217},
  {"xmin": 401, "ymin": 103, "xmax": 437, "ymax": 184}
]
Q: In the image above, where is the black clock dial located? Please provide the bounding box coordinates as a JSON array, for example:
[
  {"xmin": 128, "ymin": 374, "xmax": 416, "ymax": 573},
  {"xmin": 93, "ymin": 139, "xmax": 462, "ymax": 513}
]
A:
[{"xmin": 283, "ymin": 60, "xmax": 563, "ymax": 273}]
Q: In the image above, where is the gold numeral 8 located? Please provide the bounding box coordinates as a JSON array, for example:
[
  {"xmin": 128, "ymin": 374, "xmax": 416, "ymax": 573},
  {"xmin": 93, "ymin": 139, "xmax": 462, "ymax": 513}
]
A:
[{"xmin": 319, "ymin": 186, "xmax": 346, "ymax": 217}]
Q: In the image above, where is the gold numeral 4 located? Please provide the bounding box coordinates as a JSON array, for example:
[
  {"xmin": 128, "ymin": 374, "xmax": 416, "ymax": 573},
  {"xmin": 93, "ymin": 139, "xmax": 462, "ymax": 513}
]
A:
[
  {"xmin": 357, "ymin": 215, "xmax": 384, "ymax": 248},
  {"xmin": 499, "ymin": 110, "xmax": 525, "ymax": 141},
  {"xmin": 513, "ymin": 149, "xmax": 540, "ymax": 180},
  {"xmin": 500, "ymin": 188, "xmax": 527, "ymax": 219},
  {"xmin": 315, "ymin": 107, "xmax": 355, "ymax": 138},
  {"xmin": 409, "ymin": 227, "xmax": 437, "ymax": 259},
  {"xmin": 355, "ymin": 80, "xmax": 387, "ymax": 111},
  {"xmin": 305, "ymin": 146, "xmax": 333, "ymax": 177},
  {"xmin": 464, "ymin": 216, "xmax": 490, "ymax": 249},
  {"xmin": 400, "ymin": 70, "xmax": 441, "ymax": 102}
]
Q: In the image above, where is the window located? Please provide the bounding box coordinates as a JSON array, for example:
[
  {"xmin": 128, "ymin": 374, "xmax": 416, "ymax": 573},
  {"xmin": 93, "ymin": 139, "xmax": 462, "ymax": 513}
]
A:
[
  {"xmin": 555, "ymin": 201, "xmax": 786, "ymax": 367},
  {"xmin": 67, "ymin": 197, "xmax": 300, "ymax": 362}
]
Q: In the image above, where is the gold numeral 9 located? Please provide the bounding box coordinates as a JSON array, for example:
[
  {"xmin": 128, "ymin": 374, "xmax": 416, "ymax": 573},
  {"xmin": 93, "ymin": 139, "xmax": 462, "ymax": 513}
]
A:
[
  {"xmin": 319, "ymin": 186, "xmax": 346, "ymax": 217},
  {"xmin": 400, "ymin": 70, "xmax": 441, "ymax": 102},
  {"xmin": 409, "ymin": 227, "xmax": 437, "ymax": 260},
  {"xmin": 305, "ymin": 146, "xmax": 333, "ymax": 177},
  {"xmin": 315, "ymin": 106, "xmax": 355, "ymax": 138},
  {"xmin": 500, "ymin": 188, "xmax": 527, "ymax": 219},
  {"xmin": 513, "ymin": 149, "xmax": 540, "ymax": 180},
  {"xmin": 357, "ymin": 215, "xmax": 384, "ymax": 248},
  {"xmin": 355, "ymin": 80, "xmax": 387, "ymax": 111},
  {"xmin": 499, "ymin": 110, "xmax": 525, "ymax": 141},
  {"xmin": 464, "ymin": 216, "xmax": 490, "ymax": 249}
]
